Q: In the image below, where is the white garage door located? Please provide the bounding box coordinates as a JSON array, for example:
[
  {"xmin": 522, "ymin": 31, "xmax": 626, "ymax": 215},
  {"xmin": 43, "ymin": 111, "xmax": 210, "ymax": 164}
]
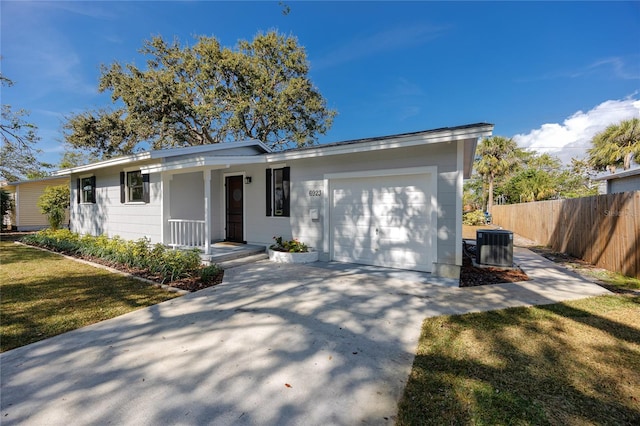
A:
[{"xmin": 331, "ymin": 173, "xmax": 433, "ymax": 272}]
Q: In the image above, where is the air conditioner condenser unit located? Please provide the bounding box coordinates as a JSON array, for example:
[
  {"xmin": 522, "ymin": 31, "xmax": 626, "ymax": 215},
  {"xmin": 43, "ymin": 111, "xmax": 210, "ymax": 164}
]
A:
[{"xmin": 476, "ymin": 230, "xmax": 513, "ymax": 267}]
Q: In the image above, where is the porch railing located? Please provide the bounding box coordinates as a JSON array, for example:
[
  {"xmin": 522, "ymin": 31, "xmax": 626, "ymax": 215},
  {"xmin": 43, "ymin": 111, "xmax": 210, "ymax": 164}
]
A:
[{"xmin": 168, "ymin": 219, "xmax": 206, "ymax": 249}]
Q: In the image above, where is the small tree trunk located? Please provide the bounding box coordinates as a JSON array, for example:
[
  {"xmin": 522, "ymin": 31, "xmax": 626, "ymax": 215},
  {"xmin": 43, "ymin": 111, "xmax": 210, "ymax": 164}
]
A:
[
  {"xmin": 624, "ymin": 152, "xmax": 632, "ymax": 170},
  {"xmin": 487, "ymin": 177, "xmax": 494, "ymax": 214}
]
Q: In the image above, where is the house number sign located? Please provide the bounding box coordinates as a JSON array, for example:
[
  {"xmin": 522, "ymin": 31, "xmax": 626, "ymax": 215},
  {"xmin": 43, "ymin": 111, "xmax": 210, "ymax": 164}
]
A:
[{"xmin": 308, "ymin": 189, "xmax": 322, "ymax": 197}]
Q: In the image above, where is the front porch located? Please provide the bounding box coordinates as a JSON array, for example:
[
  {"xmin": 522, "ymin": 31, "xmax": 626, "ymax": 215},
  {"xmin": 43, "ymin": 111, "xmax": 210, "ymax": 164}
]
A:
[
  {"xmin": 162, "ymin": 168, "xmax": 250, "ymax": 254},
  {"xmin": 166, "ymin": 217, "xmax": 266, "ymax": 265}
]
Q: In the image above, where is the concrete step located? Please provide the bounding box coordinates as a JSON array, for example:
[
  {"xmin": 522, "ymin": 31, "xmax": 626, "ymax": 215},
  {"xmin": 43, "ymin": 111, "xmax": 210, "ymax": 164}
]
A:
[
  {"xmin": 200, "ymin": 244, "xmax": 266, "ymax": 264},
  {"xmin": 215, "ymin": 253, "xmax": 269, "ymax": 270}
]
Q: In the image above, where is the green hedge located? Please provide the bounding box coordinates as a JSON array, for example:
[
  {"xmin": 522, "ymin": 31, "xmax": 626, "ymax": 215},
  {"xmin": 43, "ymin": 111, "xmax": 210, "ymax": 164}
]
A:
[{"xmin": 21, "ymin": 229, "xmax": 213, "ymax": 284}]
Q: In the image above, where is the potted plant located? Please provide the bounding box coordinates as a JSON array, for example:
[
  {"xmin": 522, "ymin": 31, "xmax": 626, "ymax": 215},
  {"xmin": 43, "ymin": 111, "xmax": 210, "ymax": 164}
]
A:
[{"xmin": 268, "ymin": 236, "xmax": 318, "ymax": 264}]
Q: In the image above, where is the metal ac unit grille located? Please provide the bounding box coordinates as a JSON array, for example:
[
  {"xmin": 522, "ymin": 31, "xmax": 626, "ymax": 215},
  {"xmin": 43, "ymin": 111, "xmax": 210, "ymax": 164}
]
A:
[{"xmin": 476, "ymin": 230, "xmax": 513, "ymax": 267}]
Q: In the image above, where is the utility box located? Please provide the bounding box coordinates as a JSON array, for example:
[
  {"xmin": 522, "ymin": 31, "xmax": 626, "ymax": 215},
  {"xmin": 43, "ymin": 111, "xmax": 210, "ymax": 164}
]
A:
[{"xmin": 476, "ymin": 230, "xmax": 513, "ymax": 267}]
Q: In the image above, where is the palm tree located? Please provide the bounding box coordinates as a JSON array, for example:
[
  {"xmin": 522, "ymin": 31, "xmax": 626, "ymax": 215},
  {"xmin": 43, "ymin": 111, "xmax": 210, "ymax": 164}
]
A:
[
  {"xmin": 475, "ymin": 136, "xmax": 519, "ymax": 213},
  {"xmin": 588, "ymin": 118, "xmax": 640, "ymax": 173}
]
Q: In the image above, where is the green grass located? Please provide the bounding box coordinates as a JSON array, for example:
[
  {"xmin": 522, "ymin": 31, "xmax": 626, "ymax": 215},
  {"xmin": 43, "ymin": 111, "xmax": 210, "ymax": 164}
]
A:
[
  {"xmin": 0, "ymin": 241, "xmax": 180, "ymax": 352},
  {"xmin": 397, "ymin": 295, "xmax": 640, "ymax": 425},
  {"xmin": 529, "ymin": 246, "xmax": 640, "ymax": 292},
  {"xmin": 575, "ymin": 267, "xmax": 640, "ymax": 291}
]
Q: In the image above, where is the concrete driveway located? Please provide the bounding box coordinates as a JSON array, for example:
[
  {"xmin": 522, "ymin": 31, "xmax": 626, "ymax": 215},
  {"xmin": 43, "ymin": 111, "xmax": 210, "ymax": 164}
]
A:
[{"xmin": 0, "ymin": 250, "xmax": 610, "ymax": 425}]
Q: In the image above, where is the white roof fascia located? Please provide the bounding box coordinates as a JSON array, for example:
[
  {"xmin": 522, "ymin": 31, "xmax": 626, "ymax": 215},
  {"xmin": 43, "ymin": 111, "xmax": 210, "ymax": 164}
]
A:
[
  {"xmin": 52, "ymin": 151, "xmax": 153, "ymax": 176},
  {"xmin": 140, "ymin": 155, "xmax": 267, "ymax": 174},
  {"xmin": 266, "ymin": 124, "xmax": 494, "ymax": 162},
  {"xmin": 2, "ymin": 175, "xmax": 70, "ymax": 186},
  {"xmin": 463, "ymin": 138, "xmax": 479, "ymax": 179}
]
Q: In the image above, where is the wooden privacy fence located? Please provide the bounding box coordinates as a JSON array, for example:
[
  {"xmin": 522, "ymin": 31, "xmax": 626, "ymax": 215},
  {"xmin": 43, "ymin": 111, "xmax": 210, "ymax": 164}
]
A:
[{"xmin": 491, "ymin": 191, "xmax": 640, "ymax": 279}]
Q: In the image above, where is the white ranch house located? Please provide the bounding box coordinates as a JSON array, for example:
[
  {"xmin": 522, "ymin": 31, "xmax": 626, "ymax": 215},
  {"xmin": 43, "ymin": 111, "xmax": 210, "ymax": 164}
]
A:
[{"xmin": 54, "ymin": 123, "xmax": 493, "ymax": 278}]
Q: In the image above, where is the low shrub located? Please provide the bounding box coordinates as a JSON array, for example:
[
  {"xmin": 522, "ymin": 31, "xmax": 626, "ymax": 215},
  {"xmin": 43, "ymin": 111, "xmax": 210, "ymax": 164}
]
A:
[
  {"xmin": 271, "ymin": 235, "xmax": 309, "ymax": 253},
  {"xmin": 20, "ymin": 230, "xmax": 209, "ymax": 285},
  {"xmin": 200, "ymin": 264, "xmax": 222, "ymax": 284},
  {"xmin": 463, "ymin": 210, "xmax": 486, "ymax": 226},
  {"xmin": 155, "ymin": 248, "xmax": 202, "ymax": 283},
  {"xmin": 21, "ymin": 229, "xmax": 81, "ymax": 253}
]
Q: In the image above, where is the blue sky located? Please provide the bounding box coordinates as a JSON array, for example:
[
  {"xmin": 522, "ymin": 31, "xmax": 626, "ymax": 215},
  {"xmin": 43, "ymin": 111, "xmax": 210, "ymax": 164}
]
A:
[{"xmin": 2, "ymin": 1, "xmax": 639, "ymax": 168}]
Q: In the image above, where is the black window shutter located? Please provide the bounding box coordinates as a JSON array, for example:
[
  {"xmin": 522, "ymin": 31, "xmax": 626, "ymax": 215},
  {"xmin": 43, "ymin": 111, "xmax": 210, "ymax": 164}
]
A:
[
  {"xmin": 90, "ymin": 176, "xmax": 96, "ymax": 203},
  {"xmin": 76, "ymin": 178, "xmax": 81, "ymax": 204},
  {"xmin": 120, "ymin": 172, "xmax": 125, "ymax": 203},
  {"xmin": 142, "ymin": 173, "xmax": 150, "ymax": 203},
  {"xmin": 265, "ymin": 168, "xmax": 272, "ymax": 216},
  {"xmin": 282, "ymin": 167, "xmax": 290, "ymax": 217}
]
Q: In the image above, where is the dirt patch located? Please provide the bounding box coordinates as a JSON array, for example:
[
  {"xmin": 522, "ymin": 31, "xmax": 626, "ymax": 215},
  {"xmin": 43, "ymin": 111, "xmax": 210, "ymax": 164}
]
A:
[
  {"xmin": 0, "ymin": 231, "xmax": 36, "ymax": 242},
  {"xmin": 460, "ymin": 256, "xmax": 529, "ymax": 287}
]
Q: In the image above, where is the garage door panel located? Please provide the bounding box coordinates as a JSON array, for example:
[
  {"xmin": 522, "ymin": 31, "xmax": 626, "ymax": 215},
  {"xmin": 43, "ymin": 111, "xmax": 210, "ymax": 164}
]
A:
[{"xmin": 331, "ymin": 173, "xmax": 432, "ymax": 272}]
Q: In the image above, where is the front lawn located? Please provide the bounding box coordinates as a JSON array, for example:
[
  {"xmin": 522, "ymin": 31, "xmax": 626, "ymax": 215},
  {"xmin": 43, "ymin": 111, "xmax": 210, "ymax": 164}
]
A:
[
  {"xmin": 397, "ymin": 295, "xmax": 640, "ymax": 425},
  {"xmin": 0, "ymin": 241, "xmax": 180, "ymax": 352}
]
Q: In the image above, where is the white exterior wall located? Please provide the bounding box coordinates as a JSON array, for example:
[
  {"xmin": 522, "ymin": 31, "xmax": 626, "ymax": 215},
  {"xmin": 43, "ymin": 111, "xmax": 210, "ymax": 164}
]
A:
[
  {"xmin": 218, "ymin": 142, "xmax": 459, "ymax": 269},
  {"xmin": 67, "ymin": 139, "xmax": 467, "ymax": 275},
  {"xmin": 4, "ymin": 178, "xmax": 70, "ymax": 231},
  {"xmin": 71, "ymin": 166, "xmax": 162, "ymax": 243},
  {"xmin": 169, "ymin": 172, "xmax": 205, "ymax": 220}
]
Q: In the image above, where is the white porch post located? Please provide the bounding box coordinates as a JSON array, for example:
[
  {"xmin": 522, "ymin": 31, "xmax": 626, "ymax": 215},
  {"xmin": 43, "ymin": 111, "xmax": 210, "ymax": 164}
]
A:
[
  {"xmin": 161, "ymin": 173, "xmax": 172, "ymax": 246},
  {"xmin": 203, "ymin": 169, "xmax": 211, "ymax": 253}
]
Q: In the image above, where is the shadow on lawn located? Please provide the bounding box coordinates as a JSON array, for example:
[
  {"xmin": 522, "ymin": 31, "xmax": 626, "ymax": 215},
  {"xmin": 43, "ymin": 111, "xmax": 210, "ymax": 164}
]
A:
[
  {"xmin": 1, "ymin": 243, "xmax": 177, "ymax": 352},
  {"xmin": 397, "ymin": 299, "xmax": 640, "ymax": 425}
]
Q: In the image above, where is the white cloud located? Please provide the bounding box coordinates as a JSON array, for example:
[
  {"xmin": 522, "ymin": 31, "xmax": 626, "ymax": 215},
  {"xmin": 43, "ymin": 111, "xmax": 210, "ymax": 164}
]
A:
[{"xmin": 513, "ymin": 96, "xmax": 640, "ymax": 164}]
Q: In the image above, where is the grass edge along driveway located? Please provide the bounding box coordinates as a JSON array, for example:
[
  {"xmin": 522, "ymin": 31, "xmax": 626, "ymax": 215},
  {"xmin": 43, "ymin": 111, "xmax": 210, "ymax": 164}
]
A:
[
  {"xmin": 1, "ymin": 241, "xmax": 180, "ymax": 352},
  {"xmin": 396, "ymin": 294, "xmax": 640, "ymax": 425}
]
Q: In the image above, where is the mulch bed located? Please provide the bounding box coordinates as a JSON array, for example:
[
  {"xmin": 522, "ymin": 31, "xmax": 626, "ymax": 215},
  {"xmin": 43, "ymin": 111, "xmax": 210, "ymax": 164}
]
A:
[
  {"xmin": 459, "ymin": 241, "xmax": 529, "ymax": 287},
  {"xmin": 79, "ymin": 256, "xmax": 225, "ymax": 292},
  {"xmin": 460, "ymin": 256, "xmax": 529, "ymax": 287}
]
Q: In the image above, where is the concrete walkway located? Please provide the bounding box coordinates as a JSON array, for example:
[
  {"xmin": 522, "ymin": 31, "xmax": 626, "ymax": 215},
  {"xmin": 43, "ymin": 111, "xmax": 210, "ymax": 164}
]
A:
[{"xmin": 0, "ymin": 248, "xmax": 611, "ymax": 425}]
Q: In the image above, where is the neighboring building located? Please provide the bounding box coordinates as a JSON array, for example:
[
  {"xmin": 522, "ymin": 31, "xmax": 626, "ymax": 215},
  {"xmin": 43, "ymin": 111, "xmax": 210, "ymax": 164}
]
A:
[
  {"xmin": 1, "ymin": 176, "xmax": 70, "ymax": 231},
  {"xmin": 595, "ymin": 168, "xmax": 640, "ymax": 194},
  {"xmin": 53, "ymin": 123, "xmax": 493, "ymax": 278}
]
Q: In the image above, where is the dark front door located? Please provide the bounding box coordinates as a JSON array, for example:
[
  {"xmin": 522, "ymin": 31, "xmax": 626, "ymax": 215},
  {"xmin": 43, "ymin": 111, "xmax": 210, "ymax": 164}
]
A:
[{"xmin": 225, "ymin": 175, "xmax": 244, "ymax": 243}]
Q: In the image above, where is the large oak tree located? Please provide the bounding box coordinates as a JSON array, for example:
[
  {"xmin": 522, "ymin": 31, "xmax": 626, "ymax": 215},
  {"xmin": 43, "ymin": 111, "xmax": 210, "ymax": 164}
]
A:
[
  {"xmin": 64, "ymin": 31, "xmax": 336, "ymax": 158},
  {"xmin": 1, "ymin": 75, "xmax": 50, "ymax": 181}
]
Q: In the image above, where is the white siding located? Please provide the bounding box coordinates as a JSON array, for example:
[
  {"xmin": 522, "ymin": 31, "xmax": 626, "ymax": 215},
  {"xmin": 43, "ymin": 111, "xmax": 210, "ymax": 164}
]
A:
[
  {"xmin": 71, "ymin": 167, "xmax": 162, "ymax": 243},
  {"xmin": 221, "ymin": 142, "xmax": 459, "ymax": 269},
  {"xmin": 8, "ymin": 178, "xmax": 69, "ymax": 230}
]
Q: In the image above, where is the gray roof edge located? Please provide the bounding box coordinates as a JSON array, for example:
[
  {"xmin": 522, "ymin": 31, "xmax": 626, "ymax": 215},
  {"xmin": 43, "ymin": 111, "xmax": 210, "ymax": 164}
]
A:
[
  {"xmin": 281, "ymin": 122, "xmax": 494, "ymax": 154},
  {"xmin": 593, "ymin": 167, "xmax": 640, "ymax": 181}
]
